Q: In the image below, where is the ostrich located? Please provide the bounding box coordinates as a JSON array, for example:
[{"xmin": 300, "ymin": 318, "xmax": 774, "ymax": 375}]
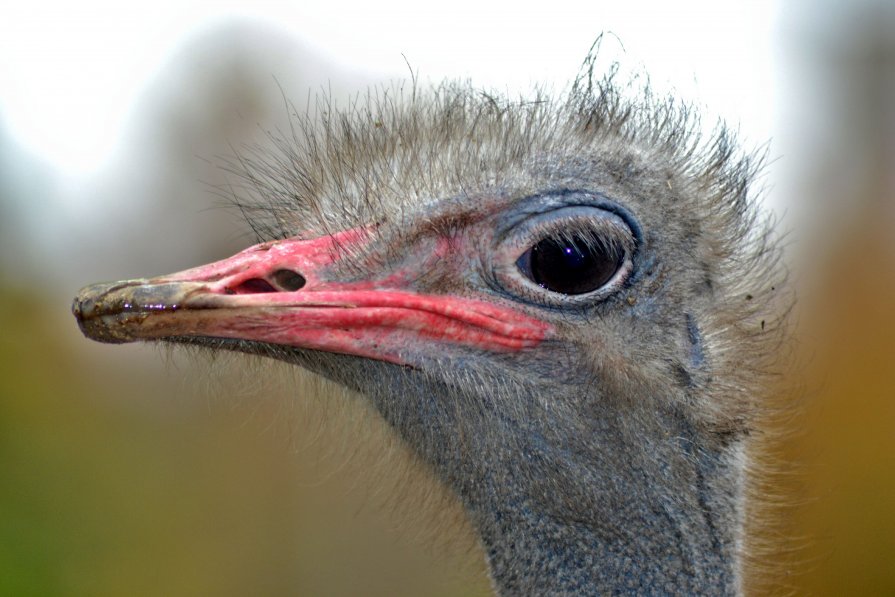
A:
[{"xmin": 72, "ymin": 53, "xmax": 786, "ymax": 595}]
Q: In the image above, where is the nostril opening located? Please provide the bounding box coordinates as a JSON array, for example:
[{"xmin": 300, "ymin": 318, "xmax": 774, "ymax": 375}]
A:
[
  {"xmin": 273, "ymin": 269, "xmax": 306, "ymax": 291},
  {"xmin": 232, "ymin": 278, "xmax": 277, "ymax": 294},
  {"xmin": 229, "ymin": 271, "xmax": 305, "ymax": 294}
]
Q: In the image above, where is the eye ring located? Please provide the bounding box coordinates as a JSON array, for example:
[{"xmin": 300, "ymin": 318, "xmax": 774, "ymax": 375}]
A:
[{"xmin": 493, "ymin": 204, "xmax": 636, "ymax": 306}]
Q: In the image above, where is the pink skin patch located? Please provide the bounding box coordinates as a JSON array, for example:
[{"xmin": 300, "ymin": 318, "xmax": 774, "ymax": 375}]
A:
[
  {"xmin": 163, "ymin": 227, "xmax": 371, "ymax": 287},
  {"xmin": 74, "ymin": 226, "xmax": 553, "ymax": 366}
]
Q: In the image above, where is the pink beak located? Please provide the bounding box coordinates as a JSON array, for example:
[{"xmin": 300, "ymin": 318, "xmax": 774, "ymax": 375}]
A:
[{"xmin": 73, "ymin": 228, "xmax": 551, "ymax": 365}]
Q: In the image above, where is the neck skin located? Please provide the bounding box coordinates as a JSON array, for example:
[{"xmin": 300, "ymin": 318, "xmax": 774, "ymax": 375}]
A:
[
  {"xmin": 416, "ymin": 394, "xmax": 744, "ymax": 595},
  {"xmin": 468, "ymin": 433, "xmax": 744, "ymax": 596},
  {"xmin": 433, "ymin": 399, "xmax": 744, "ymax": 596}
]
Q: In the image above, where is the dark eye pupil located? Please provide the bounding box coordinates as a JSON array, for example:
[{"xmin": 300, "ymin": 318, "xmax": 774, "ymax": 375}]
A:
[{"xmin": 528, "ymin": 234, "xmax": 622, "ymax": 295}]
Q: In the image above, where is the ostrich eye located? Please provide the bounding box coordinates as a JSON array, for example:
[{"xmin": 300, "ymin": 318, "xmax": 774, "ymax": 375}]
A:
[
  {"xmin": 498, "ymin": 201, "xmax": 638, "ymax": 304},
  {"xmin": 517, "ymin": 232, "xmax": 625, "ymax": 295}
]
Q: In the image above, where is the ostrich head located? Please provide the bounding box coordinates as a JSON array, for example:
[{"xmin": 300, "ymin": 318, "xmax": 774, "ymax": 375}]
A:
[{"xmin": 73, "ymin": 54, "xmax": 786, "ymax": 594}]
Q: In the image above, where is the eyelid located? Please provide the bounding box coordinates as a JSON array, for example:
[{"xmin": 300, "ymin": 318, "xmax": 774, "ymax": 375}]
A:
[
  {"xmin": 494, "ymin": 191, "xmax": 643, "ymax": 244},
  {"xmin": 501, "ymin": 207, "xmax": 635, "ymax": 258}
]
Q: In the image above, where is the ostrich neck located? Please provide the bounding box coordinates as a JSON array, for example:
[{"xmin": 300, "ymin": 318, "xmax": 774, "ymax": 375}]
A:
[
  {"xmin": 444, "ymin": 403, "xmax": 744, "ymax": 596},
  {"xmin": 469, "ymin": 437, "xmax": 745, "ymax": 596},
  {"xmin": 429, "ymin": 399, "xmax": 745, "ymax": 596}
]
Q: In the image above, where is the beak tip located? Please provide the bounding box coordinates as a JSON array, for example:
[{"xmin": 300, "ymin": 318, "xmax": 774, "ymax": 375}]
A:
[{"xmin": 72, "ymin": 280, "xmax": 149, "ymax": 345}]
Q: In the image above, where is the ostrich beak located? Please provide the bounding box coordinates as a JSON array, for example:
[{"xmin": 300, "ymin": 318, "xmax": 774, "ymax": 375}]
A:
[{"xmin": 72, "ymin": 228, "xmax": 551, "ymax": 365}]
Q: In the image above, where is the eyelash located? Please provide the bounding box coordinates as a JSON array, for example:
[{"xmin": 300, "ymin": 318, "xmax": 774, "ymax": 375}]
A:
[{"xmin": 516, "ymin": 220, "xmax": 632, "ymax": 274}]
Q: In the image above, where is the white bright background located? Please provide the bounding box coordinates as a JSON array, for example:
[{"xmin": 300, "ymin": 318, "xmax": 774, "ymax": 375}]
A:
[
  {"xmin": 2, "ymin": 1, "xmax": 780, "ymax": 177},
  {"xmin": 1, "ymin": 0, "xmax": 793, "ymax": 294}
]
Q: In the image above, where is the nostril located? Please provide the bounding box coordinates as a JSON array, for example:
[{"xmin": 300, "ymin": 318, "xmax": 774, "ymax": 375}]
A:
[
  {"xmin": 228, "ymin": 270, "xmax": 306, "ymax": 294},
  {"xmin": 273, "ymin": 269, "xmax": 306, "ymax": 291},
  {"xmin": 232, "ymin": 278, "xmax": 277, "ymax": 294}
]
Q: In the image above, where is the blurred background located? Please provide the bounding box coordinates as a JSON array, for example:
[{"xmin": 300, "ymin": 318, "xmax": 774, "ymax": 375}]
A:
[{"xmin": 1, "ymin": 0, "xmax": 893, "ymax": 594}]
